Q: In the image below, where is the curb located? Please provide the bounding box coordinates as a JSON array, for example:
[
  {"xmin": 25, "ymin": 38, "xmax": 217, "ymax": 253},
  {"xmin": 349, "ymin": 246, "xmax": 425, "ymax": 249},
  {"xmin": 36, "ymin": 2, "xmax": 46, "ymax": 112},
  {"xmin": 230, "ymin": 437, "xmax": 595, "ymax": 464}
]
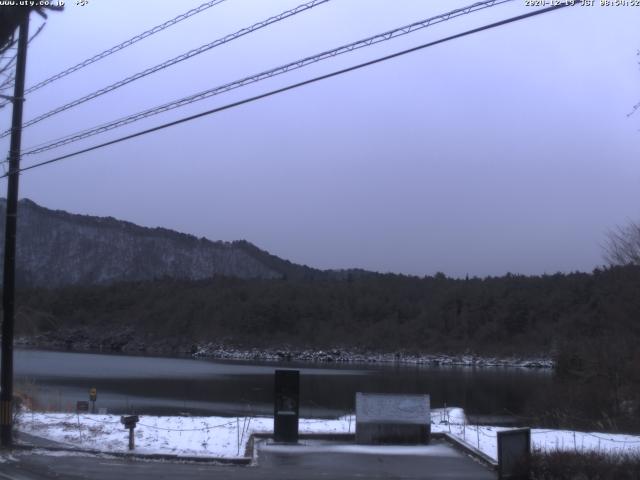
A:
[
  {"xmin": 247, "ymin": 431, "xmax": 498, "ymax": 471},
  {"xmin": 245, "ymin": 432, "xmax": 356, "ymax": 458},
  {"xmin": 14, "ymin": 430, "xmax": 496, "ymax": 469},
  {"xmin": 12, "ymin": 442, "xmax": 252, "ymax": 465},
  {"xmin": 435, "ymin": 432, "xmax": 498, "ymax": 470}
]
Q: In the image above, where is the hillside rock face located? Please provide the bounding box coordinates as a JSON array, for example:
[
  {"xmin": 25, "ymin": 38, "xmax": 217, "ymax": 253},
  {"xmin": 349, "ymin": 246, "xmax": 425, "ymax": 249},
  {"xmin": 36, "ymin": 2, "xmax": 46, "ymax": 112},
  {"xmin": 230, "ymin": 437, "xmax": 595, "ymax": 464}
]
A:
[{"xmin": 0, "ymin": 198, "xmax": 318, "ymax": 287}]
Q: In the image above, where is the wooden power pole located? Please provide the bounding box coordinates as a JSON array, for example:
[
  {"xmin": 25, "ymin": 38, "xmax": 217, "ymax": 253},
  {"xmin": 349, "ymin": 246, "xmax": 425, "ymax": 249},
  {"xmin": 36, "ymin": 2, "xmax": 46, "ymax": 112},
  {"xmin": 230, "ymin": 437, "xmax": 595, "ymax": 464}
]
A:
[{"xmin": 1, "ymin": 12, "xmax": 30, "ymax": 448}]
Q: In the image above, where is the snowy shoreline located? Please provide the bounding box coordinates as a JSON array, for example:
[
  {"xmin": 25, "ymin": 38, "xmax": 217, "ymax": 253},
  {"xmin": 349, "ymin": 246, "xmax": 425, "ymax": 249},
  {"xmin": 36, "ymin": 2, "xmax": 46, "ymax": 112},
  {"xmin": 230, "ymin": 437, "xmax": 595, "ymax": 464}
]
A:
[
  {"xmin": 191, "ymin": 344, "xmax": 554, "ymax": 369},
  {"xmin": 15, "ymin": 336, "xmax": 554, "ymax": 369},
  {"xmin": 16, "ymin": 408, "xmax": 640, "ymax": 461}
]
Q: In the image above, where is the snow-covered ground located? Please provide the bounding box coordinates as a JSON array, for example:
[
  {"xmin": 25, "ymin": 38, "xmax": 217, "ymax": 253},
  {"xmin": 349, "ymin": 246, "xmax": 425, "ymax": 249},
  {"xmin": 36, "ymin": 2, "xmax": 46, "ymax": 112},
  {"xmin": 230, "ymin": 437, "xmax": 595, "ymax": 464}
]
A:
[
  {"xmin": 16, "ymin": 408, "xmax": 640, "ymax": 461},
  {"xmin": 433, "ymin": 408, "xmax": 640, "ymax": 460},
  {"xmin": 16, "ymin": 411, "xmax": 352, "ymax": 458}
]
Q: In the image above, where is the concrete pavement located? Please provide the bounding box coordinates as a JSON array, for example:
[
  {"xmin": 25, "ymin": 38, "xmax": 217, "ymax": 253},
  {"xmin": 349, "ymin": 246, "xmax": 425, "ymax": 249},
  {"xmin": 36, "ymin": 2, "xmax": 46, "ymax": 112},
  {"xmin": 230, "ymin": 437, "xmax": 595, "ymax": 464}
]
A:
[{"xmin": 0, "ymin": 438, "xmax": 495, "ymax": 479}]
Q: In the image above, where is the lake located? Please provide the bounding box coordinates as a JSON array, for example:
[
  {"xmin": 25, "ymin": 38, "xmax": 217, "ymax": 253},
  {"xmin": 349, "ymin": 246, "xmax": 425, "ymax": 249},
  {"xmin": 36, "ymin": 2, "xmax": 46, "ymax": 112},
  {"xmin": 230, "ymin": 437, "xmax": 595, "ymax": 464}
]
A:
[{"xmin": 14, "ymin": 349, "xmax": 552, "ymax": 419}]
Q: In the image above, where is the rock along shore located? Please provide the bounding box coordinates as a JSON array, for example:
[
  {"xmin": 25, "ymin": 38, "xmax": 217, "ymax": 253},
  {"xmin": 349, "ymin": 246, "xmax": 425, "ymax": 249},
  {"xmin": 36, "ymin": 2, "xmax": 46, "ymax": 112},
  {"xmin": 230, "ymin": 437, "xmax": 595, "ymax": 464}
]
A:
[
  {"xmin": 15, "ymin": 332, "xmax": 553, "ymax": 369},
  {"xmin": 191, "ymin": 343, "xmax": 554, "ymax": 368}
]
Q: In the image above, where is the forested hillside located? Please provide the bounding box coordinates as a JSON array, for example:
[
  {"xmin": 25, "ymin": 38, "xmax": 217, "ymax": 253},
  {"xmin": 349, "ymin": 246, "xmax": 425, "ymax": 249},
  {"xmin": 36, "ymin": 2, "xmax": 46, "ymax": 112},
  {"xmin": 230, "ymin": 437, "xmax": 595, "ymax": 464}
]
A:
[
  {"xmin": 0, "ymin": 199, "xmax": 325, "ymax": 286},
  {"xmin": 11, "ymin": 265, "xmax": 640, "ymax": 431},
  {"xmin": 14, "ymin": 266, "xmax": 639, "ymax": 356}
]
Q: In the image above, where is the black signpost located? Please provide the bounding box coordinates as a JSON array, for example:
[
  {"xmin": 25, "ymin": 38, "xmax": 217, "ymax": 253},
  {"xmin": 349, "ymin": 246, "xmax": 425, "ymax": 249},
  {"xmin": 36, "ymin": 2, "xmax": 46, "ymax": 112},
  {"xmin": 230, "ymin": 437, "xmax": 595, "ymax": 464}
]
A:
[
  {"xmin": 273, "ymin": 369, "xmax": 299, "ymax": 443},
  {"xmin": 89, "ymin": 388, "xmax": 97, "ymax": 413},
  {"xmin": 497, "ymin": 428, "xmax": 531, "ymax": 480},
  {"xmin": 121, "ymin": 415, "xmax": 139, "ymax": 450}
]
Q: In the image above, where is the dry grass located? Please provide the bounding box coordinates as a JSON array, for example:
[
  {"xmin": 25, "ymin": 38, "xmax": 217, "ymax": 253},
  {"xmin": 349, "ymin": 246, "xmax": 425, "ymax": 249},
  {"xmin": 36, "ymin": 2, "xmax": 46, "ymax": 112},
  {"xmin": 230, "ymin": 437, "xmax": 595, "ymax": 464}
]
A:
[{"xmin": 530, "ymin": 450, "xmax": 640, "ymax": 480}]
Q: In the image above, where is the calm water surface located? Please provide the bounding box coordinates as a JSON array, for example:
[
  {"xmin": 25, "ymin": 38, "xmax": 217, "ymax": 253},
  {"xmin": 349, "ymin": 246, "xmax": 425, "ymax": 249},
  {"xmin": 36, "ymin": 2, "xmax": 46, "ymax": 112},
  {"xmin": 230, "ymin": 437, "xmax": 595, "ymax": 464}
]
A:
[{"xmin": 14, "ymin": 349, "xmax": 551, "ymax": 418}]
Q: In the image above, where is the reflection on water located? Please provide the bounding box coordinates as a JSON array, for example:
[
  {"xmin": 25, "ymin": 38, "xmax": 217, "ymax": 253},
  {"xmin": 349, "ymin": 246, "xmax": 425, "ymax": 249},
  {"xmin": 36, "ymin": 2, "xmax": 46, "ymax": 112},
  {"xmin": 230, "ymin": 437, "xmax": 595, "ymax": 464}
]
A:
[{"xmin": 14, "ymin": 349, "xmax": 551, "ymax": 418}]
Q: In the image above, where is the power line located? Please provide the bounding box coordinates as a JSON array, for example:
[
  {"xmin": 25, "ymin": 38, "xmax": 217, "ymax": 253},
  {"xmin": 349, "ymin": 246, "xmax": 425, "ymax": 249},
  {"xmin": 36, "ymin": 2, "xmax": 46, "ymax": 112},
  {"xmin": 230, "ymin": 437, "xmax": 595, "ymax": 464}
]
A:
[
  {"xmin": 0, "ymin": 22, "xmax": 46, "ymax": 99},
  {"xmin": 4, "ymin": 2, "xmax": 576, "ymax": 179},
  {"xmin": 27, "ymin": 21, "xmax": 46, "ymax": 45},
  {"xmin": 0, "ymin": 0, "xmax": 228, "ymax": 109},
  {"xmin": 0, "ymin": 0, "xmax": 329, "ymax": 138},
  {"xmin": 22, "ymin": 0, "xmax": 514, "ymax": 156}
]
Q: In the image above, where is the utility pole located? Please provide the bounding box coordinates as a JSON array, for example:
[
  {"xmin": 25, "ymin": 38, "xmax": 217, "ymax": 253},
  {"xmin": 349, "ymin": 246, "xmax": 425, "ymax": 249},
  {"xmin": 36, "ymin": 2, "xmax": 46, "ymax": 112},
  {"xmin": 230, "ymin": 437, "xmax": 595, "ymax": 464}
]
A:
[{"xmin": 1, "ymin": 12, "xmax": 30, "ymax": 448}]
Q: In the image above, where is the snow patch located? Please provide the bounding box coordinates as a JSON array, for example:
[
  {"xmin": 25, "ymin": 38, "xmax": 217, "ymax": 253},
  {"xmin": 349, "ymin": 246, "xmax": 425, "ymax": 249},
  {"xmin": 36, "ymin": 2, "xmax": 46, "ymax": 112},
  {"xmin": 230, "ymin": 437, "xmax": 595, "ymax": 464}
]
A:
[{"xmin": 16, "ymin": 408, "xmax": 640, "ymax": 461}]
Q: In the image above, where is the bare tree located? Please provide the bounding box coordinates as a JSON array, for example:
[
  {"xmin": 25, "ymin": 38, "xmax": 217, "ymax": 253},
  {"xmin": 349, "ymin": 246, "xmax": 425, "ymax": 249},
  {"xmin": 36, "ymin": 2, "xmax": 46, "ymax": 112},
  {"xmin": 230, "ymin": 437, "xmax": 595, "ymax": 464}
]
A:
[
  {"xmin": 0, "ymin": 7, "xmax": 59, "ymax": 110},
  {"xmin": 603, "ymin": 220, "xmax": 640, "ymax": 266}
]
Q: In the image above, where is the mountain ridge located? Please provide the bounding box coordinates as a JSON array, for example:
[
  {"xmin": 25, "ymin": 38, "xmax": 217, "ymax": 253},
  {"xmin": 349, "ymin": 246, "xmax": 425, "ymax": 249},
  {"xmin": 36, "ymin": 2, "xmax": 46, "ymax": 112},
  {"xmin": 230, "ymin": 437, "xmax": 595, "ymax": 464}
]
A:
[{"xmin": 0, "ymin": 198, "xmax": 347, "ymax": 287}]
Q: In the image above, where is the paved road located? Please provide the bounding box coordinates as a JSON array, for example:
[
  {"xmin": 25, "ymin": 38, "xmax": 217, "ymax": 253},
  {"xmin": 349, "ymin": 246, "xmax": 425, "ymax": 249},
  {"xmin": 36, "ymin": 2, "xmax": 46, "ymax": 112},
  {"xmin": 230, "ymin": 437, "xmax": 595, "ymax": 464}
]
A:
[
  {"xmin": 256, "ymin": 439, "xmax": 495, "ymax": 479},
  {"xmin": 0, "ymin": 439, "xmax": 495, "ymax": 479}
]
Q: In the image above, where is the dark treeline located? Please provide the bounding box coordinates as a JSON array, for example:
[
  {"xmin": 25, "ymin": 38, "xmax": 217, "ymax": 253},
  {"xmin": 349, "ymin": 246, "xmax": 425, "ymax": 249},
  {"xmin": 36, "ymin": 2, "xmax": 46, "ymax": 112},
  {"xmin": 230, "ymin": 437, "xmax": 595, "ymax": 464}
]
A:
[
  {"xmin": 11, "ymin": 265, "xmax": 640, "ymax": 431},
  {"xmin": 15, "ymin": 266, "xmax": 640, "ymax": 354}
]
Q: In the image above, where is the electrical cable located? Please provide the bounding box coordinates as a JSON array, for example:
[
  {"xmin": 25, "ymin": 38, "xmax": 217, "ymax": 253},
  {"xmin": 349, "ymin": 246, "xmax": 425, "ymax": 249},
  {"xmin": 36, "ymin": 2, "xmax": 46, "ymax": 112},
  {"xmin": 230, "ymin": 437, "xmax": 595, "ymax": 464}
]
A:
[
  {"xmin": 0, "ymin": 23, "xmax": 46, "ymax": 99},
  {"xmin": 21, "ymin": 0, "xmax": 513, "ymax": 156},
  {"xmin": 4, "ymin": 2, "xmax": 576, "ymax": 179},
  {"xmin": 0, "ymin": 0, "xmax": 229, "ymax": 109},
  {"xmin": 0, "ymin": 0, "xmax": 329, "ymax": 138}
]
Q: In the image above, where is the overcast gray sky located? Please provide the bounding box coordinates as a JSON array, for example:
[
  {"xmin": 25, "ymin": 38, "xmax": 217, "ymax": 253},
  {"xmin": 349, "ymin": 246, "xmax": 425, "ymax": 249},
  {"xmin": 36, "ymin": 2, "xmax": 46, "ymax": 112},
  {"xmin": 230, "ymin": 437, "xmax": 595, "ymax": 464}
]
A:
[{"xmin": 1, "ymin": 0, "xmax": 638, "ymax": 277}]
